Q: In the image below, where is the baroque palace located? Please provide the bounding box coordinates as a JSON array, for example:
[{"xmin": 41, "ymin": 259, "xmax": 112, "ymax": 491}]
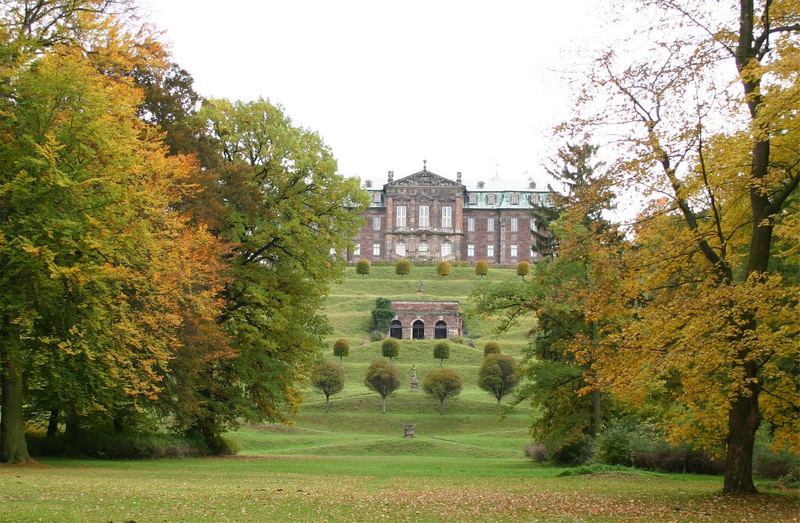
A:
[{"xmin": 349, "ymin": 165, "xmax": 553, "ymax": 265}]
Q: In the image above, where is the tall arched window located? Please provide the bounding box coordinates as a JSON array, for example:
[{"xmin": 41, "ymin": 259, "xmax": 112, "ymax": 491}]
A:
[
  {"xmin": 390, "ymin": 320, "xmax": 402, "ymax": 339},
  {"xmin": 434, "ymin": 320, "xmax": 447, "ymax": 339},
  {"xmin": 412, "ymin": 320, "xmax": 425, "ymax": 340}
]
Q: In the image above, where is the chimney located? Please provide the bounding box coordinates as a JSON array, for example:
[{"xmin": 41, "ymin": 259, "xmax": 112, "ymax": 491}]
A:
[
  {"xmin": 456, "ymin": 171, "xmax": 462, "ymax": 184},
  {"xmin": 477, "ymin": 181, "xmax": 485, "ymax": 189},
  {"xmin": 388, "ymin": 170, "xmax": 394, "ymax": 183},
  {"xmin": 365, "ymin": 180, "xmax": 372, "ymax": 188}
]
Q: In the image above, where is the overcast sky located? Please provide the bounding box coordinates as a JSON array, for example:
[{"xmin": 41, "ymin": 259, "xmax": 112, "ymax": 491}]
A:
[{"xmin": 137, "ymin": 1, "xmax": 613, "ymax": 190}]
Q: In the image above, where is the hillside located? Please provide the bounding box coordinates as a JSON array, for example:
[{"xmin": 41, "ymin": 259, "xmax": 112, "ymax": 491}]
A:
[{"xmin": 233, "ymin": 264, "xmax": 536, "ymax": 460}]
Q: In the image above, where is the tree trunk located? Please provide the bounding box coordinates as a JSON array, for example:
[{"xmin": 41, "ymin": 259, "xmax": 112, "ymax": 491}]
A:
[
  {"xmin": 723, "ymin": 362, "xmax": 760, "ymax": 494},
  {"xmin": 47, "ymin": 409, "xmax": 60, "ymax": 438},
  {"xmin": 0, "ymin": 348, "xmax": 31, "ymax": 464},
  {"xmin": 439, "ymin": 399, "xmax": 445, "ymax": 415},
  {"xmin": 325, "ymin": 395, "xmax": 330, "ymax": 412},
  {"xmin": 65, "ymin": 409, "xmax": 81, "ymax": 454},
  {"xmin": 590, "ymin": 389, "xmax": 601, "ymax": 439},
  {"xmin": 381, "ymin": 396, "xmax": 386, "ymax": 414}
]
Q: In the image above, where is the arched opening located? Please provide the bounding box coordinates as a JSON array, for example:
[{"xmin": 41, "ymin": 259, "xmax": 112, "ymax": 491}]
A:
[
  {"xmin": 412, "ymin": 320, "xmax": 425, "ymax": 340},
  {"xmin": 434, "ymin": 320, "xmax": 447, "ymax": 339},
  {"xmin": 390, "ymin": 320, "xmax": 402, "ymax": 339}
]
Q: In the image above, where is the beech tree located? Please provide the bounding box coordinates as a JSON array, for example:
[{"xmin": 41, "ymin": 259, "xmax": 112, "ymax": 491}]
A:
[
  {"xmin": 381, "ymin": 338, "xmax": 400, "ymax": 360},
  {"xmin": 195, "ymin": 98, "xmax": 369, "ymax": 441},
  {"xmin": 395, "ymin": 259, "xmax": 411, "ymax": 277},
  {"xmin": 436, "ymin": 261, "xmax": 452, "ymax": 277},
  {"xmin": 559, "ymin": 0, "xmax": 800, "ymax": 493}
]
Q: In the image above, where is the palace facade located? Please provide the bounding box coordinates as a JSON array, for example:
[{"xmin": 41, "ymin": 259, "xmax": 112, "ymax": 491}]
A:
[{"xmin": 349, "ymin": 167, "xmax": 553, "ymax": 265}]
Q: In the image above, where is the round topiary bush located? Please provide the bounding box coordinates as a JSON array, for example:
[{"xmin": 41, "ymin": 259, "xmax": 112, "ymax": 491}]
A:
[
  {"xmin": 484, "ymin": 341, "xmax": 501, "ymax": 357},
  {"xmin": 333, "ymin": 338, "xmax": 350, "ymax": 361},
  {"xmin": 516, "ymin": 261, "xmax": 531, "ymax": 279},
  {"xmin": 478, "ymin": 353, "xmax": 519, "ymax": 404},
  {"xmin": 395, "ymin": 259, "xmax": 411, "ymax": 277},
  {"xmin": 311, "ymin": 360, "xmax": 345, "ymax": 412},
  {"xmin": 475, "ymin": 260, "xmax": 489, "ymax": 277},
  {"xmin": 433, "ymin": 341, "xmax": 450, "ymax": 366},
  {"xmin": 436, "ymin": 261, "xmax": 452, "ymax": 277},
  {"xmin": 356, "ymin": 259, "xmax": 371, "ymax": 277},
  {"xmin": 422, "ymin": 367, "xmax": 463, "ymax": 414},
  {"xmin": 381, "ymin": 338, "xmax": 400, "ymax": 360},
  {"xmin": 364, "ymin": 359, "xmax": 401, "ymax": 413}
]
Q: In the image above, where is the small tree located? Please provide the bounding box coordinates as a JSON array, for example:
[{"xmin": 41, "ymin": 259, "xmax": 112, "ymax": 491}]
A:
[
  {"xmin": 311, "ymin": 361, "xmax": 345, "ymax": 412},
  {"xmin": 364, "ymin": 360, "xmax": 400, "ymax": 413},
  {"xmin": 478, "ymin": 354, "xmax": 519, "ymax": 404},
  {"xmin": 333, "ymin": 338, "xmax": 350, "ymax": 362},
  {"xmin": 423, "ymin": 368, "xmax": 463, "ymax": 414},
  {"xmin": 433, "ymin": 341, "xmax": 450, "ymax": 366},
  {"xmin": 381, "ymin": 338, "xmax": 400, "ymax": 360},
  {"xmin": 483, "ymin": 341, "xmax": 501, "ymax": 357},
  {"xmin": 395, "ymin": 259, "xmax": 411, "ymax": 277},
  {"xmin": 436, "ymin": 261, "xmax": 452, "ymax": 277},
  {"xmin": 475, "ymin": 260, "xmax": 489, "ymax": 277},
  {"xmin": 356, "ymin": 259, "xmax": 371, "ymax": 277},
  {"xmin": 516, "ymin": 261, "xmax": 530, "ymax": 279}
]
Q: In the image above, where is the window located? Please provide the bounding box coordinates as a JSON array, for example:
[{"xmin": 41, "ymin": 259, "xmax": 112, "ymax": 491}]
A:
[
  {"xmin": 390, "ymin": 320, "xmax": 402, "ymax": 339},
  {"xmin": 510, "ymin": 244, "xmax": 518, "ymax": 257},
  {"xmin": 418, "ymin": 205, "xmax": 429, "ymax": 227},
  {"xmin": 435, "ymin": 320, "xmax": 448, "ymax": 339},
  {"xmin": 487, "ymin": 244, "xmax": 494, "ymax": 257},
  {"xmin": 487, "ymin": 194, "xmax": 496, "ymax": 205},
  {"xmin": 468, "ymin": 193, "xmax": 477, "ymax": 204},
  {"xmin": 353, "ymin": 244, "xmax": 361, "ymax": 256},
  {"xmin": 418, "ymin": 241, "xmax": 428, "ymax": 252},
  {"xmin": 441, "ymin": 241, "xmax": 452, "ymax": 257},
  {"xmin": 467, "ymin": 244, "xmax": 475, "ymax": 257},
  {"xmin": 487, "ymin": 218, "xmax": 494, "ymax": 232},
  {"xmin": 396, "ymin": 205, "xmax": 406, "ymax": 227},
  {"xmin": 441, "ymin": 206, "xmax": 452, "ymax": 228},
  {"xmin": 467, "ymin": 217, "xmax": 475, "ymax": 232},
  {"xmin": 372, "ymin": 216, "xmax": 381, "ymax": 231},
  {"xmin": 373, "ymin": 243, "xmax": 381, "ymax": 256},
  {"xmin": 372, "ymin": 192, "xmax": 382, "ymax": 203},
  {"xmin": 511, "ymin": 217, "xmax": 518, "ymax": 232},
  {"xmin": 396, "ymin": 242, "xmax": 406, "ymax": 256},
  {"xmin": 510, "ymin": 192, "xmax": 519, "ymax": 205}
]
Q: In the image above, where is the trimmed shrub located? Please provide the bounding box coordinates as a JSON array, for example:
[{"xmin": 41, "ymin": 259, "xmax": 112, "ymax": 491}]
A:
[
  {"xmin": 26, "ymin": 431, "xmax": 211, "ymax": 459},
  {"xmin": 311, "ymin": 360, "xmax": 345, "ymax": 412},
  {"xmin": 333, "ymin": 338, "xmax": 350, "ymax": 361},
  {"xmin": 436, "ymin": 261, "xmax": 452, "ymax": 277},
  {"xmin": 355, "ymin": 259, "xmax": 371, "ymax": 276},
  {"xmin": 475, "ymin": 260, "xmax": 489, "ymax": 277},
  {"xmin": 433, "ymin": 341, "xmax": 450, "ymax": 366},
  {"xmin": 364, "ymin": 359, "xmax": 401, "ymax": 413},
  {"xmin": 516, "ymin": 261, "xmax": 530, "ymax": 279},
  {"xmin": 483, "ymin": 341, "xmax": 501, "ymax": 356},
  {"xmin": 371, "ymin": 298, "xmax": 395, "ymax": 333},
  {"xmin": 478, "ymin": 353, "xmax": 519, "ymax": 404},
  {"xmin": 422, "ymin": 368, "xmax": 463, "ymax": 414},
  {"xmin": 369, "ymin": 330, "xmax": 385, "ymax": 342},
  {"xmin": 381, "ymin": 338, "xmax": 400, "ymax": 360},
  {"xmin": 525, "ymin": 442, "xmax": 548, "ymax": 462},
  {"xmin": 395, "ymin": 259, "xmax": 412, "ymax": 277}
]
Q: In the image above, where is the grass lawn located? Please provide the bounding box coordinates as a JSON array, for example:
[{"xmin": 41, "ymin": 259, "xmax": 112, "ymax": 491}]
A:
[{"xmin": 2, "ymin": 264, "xmax": 797, "ymax": 521}]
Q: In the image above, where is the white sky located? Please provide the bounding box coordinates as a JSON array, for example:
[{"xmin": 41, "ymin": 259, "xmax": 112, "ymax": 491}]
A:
[{"xmin": 136, "ymin": 1, "xmax": 613, "ymax": 190}]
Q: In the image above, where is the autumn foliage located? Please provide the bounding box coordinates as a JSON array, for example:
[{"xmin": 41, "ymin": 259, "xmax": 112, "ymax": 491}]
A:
[{"xmin": 0, "ymin": 1, "xmax": 367, "ymax": 462}]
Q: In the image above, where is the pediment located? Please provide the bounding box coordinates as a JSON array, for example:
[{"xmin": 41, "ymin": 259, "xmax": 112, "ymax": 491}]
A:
[{"xmin": 388, "ymin": 170, "xmax": 464, "ymax": 188}]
